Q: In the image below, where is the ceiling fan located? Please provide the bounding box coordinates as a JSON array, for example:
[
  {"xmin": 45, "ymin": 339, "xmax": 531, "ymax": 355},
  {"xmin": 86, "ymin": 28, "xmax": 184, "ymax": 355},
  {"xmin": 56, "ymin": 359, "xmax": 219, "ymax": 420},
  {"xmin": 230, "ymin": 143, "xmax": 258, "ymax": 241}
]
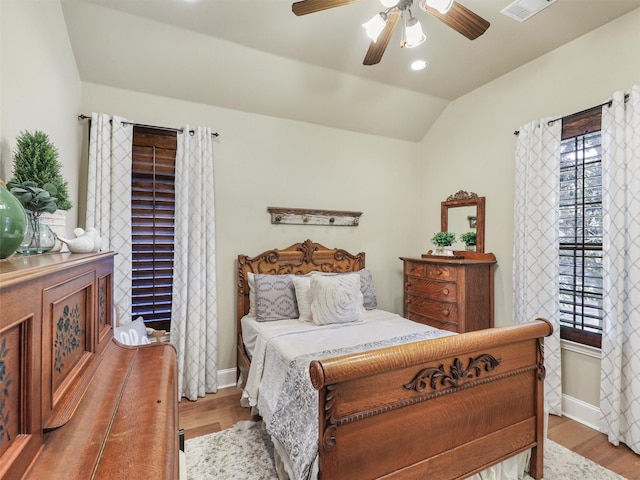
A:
[{"xmin": 291, "ymin": 0, "xmax": 490, "ymax": 66}]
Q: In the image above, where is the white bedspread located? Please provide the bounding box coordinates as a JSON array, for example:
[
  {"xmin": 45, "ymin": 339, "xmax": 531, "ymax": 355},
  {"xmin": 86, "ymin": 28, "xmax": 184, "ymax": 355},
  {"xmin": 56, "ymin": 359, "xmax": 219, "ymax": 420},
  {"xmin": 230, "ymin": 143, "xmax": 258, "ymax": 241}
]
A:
[{"xmin": 240, "ymin": 309, "xmax": 455, "ymax": 480}]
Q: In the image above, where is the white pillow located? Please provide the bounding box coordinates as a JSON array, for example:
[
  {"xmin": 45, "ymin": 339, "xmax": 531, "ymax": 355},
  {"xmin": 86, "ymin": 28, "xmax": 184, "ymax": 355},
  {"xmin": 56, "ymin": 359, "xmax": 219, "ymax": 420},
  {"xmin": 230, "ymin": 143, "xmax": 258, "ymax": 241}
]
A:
[
  {"xmin": 292, "ymin": 275, "xmax": 312, "ymax": 322},
  {"xmin": 310, "ymin": 273, "xmax": 364, "ymax": 325},
  {"xmin": 114, "ymin": 317, "xmax": 151, "ymax": 345},
  {"xmin": 292, "ymin": 272, "xmax": 343, "ymax": 323}
]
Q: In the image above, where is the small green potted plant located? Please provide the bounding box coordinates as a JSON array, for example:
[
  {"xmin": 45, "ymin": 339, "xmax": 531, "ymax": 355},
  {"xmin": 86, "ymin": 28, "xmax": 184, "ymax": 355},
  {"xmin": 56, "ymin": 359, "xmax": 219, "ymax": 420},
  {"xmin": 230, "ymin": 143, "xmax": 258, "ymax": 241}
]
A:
[
  {"xmin": 7, "ymin": 180, "xmax": 58, "ymax": 254},
  {"xmin": 9, "ymin": 131, "xmax": 71, "ymax": 250},
  {"xmin": 460, "ymin": 231, "xmax": 477, "ymax": 251},
  {"xmin": 431, "ymin": 231, "xmax": 456, "ymax": 256}
]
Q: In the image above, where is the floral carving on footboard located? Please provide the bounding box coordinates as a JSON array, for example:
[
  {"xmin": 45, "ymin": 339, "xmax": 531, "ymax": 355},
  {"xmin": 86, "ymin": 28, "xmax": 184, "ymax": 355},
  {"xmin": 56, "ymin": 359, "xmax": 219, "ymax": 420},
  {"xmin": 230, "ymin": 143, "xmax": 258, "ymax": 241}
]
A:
[
  {"xmin": 54, "ymin": 304, "xmax": 84, "ymax": 373},
  {"xmin": 404, "ymin": 354, "xmax": 502, "ymax": 392}
]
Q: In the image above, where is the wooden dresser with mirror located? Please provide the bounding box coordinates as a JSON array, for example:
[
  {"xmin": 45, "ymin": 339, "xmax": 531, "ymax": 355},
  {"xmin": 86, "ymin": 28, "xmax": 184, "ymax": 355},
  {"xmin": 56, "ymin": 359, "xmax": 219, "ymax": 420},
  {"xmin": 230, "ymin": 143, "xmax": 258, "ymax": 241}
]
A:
[{"xmin": 401, "ymin": 191, "xmax": 496, "ymax": 333}]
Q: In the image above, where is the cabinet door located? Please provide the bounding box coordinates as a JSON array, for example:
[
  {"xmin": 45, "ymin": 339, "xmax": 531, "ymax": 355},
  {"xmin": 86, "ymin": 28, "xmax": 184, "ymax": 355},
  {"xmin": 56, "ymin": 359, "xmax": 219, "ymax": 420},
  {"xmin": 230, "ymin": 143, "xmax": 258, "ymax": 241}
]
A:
[
  {"xmin": 0, "ymin": 290, "xmax": 42, "ymax": 479},
  {"xmin": 42, "ymin": 271, "xmax": 95, "ymax": 428}
]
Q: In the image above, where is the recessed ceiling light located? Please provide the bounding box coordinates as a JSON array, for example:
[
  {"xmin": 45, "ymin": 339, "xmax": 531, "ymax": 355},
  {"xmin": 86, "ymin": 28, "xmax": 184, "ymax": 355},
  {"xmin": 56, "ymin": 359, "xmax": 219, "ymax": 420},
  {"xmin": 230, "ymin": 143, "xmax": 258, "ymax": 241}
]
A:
[{"xmin": 409, "ymin": 59, "xmax": 429, "ymax": 71}]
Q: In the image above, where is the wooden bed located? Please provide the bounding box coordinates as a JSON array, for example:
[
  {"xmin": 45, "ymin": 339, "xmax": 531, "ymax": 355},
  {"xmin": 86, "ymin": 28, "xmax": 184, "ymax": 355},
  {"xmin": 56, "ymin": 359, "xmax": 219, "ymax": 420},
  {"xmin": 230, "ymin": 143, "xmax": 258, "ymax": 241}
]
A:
[{"xmin": 236, "ymin": 239, "xmax": 552, "ymax": 480}]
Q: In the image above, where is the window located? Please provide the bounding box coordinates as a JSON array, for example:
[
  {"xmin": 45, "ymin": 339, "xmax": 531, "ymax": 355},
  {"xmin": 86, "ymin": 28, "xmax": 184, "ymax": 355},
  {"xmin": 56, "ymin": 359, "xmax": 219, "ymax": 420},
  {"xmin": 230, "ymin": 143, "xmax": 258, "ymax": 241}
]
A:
[
  {"xmin": 131, "ymin": 127, "xmax": 177, "ymax": 332},
  {"xmin": 559, "ymin": 107, "xmax": 603, "ymax": 347}
]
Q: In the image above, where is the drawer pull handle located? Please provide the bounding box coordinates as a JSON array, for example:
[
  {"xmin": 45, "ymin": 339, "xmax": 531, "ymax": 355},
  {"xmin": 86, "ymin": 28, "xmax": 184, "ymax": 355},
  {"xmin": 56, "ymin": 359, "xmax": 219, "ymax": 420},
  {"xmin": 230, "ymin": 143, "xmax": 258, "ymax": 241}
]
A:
[
  {"xmin": 443, "ymin": 288, "xmax": 449, "ymax": 295},
  {"xmin": 442, "ymin": 309, "xmax": 450, "ymax": 317},
  {"xmin": 406, "ymin": 281, "xmax": 412, "ymax": 287},
  {"xmin": 436, "ymin": 269, "xmax": 443, "ymax": 275}
]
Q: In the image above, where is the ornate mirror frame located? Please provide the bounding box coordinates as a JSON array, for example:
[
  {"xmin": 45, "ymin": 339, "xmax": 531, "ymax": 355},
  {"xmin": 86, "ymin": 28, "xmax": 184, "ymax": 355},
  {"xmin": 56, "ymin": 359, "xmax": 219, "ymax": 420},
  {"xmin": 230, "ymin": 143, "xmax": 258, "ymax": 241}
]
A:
[{"xmin": 441, "ymin": 191, "xmax": 486, "ymax": 254}]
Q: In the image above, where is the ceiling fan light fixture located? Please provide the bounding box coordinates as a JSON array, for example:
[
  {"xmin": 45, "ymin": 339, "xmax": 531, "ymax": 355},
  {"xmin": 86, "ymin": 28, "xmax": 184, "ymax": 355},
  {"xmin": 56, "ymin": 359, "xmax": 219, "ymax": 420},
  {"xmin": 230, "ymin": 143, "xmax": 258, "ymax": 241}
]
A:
[
  {"xmin": 423, "ymin": 0, "xmax": 453, "ymax": 14},
  {"xmin": 380, "ymin": 0, "xmax": 399, "ymax": 8},
  {"xmin": 362, "ymin": 13, "xmax": 388, "ymax": 42},
  {"xmin": 404, "ymin": 17, "xmax": 426, "ymax": 48}
]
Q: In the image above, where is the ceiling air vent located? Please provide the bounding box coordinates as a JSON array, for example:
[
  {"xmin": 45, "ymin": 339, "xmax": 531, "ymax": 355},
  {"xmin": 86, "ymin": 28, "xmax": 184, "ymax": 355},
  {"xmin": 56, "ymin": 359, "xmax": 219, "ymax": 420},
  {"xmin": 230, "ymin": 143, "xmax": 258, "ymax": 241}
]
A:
[{"xmin": 500, "ymin": 0, "xmax": 558, "ymax": 23}]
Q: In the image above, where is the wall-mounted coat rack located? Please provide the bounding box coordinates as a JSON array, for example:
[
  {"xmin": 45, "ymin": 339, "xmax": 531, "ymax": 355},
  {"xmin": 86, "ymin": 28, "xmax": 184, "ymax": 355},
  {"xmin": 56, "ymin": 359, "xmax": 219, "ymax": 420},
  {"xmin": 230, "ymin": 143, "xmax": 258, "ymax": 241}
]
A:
[{"xmin": 267, "ymin": 207, "xmax": 362, "ymax": 226}]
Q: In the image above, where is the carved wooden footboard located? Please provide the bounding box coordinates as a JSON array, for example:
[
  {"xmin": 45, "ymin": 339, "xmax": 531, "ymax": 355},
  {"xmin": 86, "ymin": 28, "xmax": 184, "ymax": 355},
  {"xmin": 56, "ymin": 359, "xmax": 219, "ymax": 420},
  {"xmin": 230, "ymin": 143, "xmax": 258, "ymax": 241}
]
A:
[{"xmin": 309, "ymin": 318, "xmax": 552, "ymax": 480}]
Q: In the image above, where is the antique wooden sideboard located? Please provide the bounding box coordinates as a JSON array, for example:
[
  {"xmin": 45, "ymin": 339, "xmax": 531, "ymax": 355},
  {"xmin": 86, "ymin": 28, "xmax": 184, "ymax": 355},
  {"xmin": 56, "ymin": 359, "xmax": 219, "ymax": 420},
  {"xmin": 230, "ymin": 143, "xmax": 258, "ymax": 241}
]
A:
[{"xmin": 0, "ymin": 252, "xmax": 179, "ymax": 479}]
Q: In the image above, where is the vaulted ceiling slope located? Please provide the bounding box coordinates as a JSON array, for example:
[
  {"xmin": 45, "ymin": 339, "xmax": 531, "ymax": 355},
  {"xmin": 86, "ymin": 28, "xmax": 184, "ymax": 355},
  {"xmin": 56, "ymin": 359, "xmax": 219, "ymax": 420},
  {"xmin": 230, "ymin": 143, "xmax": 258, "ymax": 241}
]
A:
[{"xmin": 61, "ymin": 0, "xmax": 640, "ymax": 141}]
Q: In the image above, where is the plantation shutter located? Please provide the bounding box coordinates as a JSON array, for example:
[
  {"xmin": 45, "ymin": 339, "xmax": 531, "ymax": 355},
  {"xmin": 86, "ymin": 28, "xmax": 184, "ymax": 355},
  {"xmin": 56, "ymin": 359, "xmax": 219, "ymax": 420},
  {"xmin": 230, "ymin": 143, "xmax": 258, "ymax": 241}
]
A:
[{"xmin": 131, "ymin": 127, "xmax": 177, "ymax": 331}]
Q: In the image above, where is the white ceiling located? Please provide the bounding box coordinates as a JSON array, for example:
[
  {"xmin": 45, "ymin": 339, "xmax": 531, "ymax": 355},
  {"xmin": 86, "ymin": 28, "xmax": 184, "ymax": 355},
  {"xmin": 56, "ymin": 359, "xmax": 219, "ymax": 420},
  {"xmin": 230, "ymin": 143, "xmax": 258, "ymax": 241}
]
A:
[{"xmin": 61, "ymin": 0, "xmax": 640, "ymax": 141}]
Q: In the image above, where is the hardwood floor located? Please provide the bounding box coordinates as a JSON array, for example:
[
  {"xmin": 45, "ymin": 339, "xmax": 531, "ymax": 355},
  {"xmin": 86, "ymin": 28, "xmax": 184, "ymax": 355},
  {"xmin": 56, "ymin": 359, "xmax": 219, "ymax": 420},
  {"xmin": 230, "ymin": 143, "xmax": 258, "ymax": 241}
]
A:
[
  {"xmin": 547, "ymin": 414, "xmax": 639, "ymax": 479},
  {"xmin": 180, "ymin": 387, "xmax": 640, "ymax": 479},
  {"xmin": 178, "ymin": 387, "xmax": 256, "ymax": 440}
]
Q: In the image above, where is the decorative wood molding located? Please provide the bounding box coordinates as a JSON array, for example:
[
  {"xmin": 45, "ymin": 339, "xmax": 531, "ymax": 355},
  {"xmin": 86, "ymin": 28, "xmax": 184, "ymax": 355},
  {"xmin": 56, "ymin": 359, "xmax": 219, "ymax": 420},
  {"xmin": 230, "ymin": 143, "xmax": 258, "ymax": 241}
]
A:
[
  {"xmin": 537, "ymin": 338, "xmax": 546, "ymax": 381},
  {"xmin": 332, "ymin": 364, "xmax": 538, "ymax": 428},
  {"xmin": 404, "ymin": 354, "xmax": 502, "ymax": 392},
  {"xmin": 267, "ymin": 207, "xmax": 362, "ymax": 227},
  {"xmin": 237, "ymin": 240, "xmax": 365, "ymax": 298},
  {"xmin": 322, "ymin": 385, "xmax": 338, "ymax": 451},
  {"xmin": 446, "ymin": 190, "xmax": 478, "ymax": 202}
]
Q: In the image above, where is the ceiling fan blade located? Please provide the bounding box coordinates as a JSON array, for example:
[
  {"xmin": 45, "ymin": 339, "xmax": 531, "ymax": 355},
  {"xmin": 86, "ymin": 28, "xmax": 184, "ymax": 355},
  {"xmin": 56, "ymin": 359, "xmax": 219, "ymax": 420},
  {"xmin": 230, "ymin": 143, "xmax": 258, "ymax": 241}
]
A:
[
  {"xmin": 292, "ymin": 0, "xmax": 362, "ymax": 16},
  {"xmin": 424, "ymin": 1, "xmax": 490, "ymax": 40},
  {"xmin": 363, "ymin": 10, "xmax": 400, "ymax": 66}
]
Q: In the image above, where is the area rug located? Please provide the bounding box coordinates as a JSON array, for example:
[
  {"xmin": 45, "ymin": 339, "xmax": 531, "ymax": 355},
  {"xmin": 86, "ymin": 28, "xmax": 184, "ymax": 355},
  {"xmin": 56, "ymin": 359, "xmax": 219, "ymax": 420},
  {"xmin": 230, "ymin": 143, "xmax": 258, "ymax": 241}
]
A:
[{"xmin": 185, "ymin": 421, "xmax": 627, "ymax": 480}]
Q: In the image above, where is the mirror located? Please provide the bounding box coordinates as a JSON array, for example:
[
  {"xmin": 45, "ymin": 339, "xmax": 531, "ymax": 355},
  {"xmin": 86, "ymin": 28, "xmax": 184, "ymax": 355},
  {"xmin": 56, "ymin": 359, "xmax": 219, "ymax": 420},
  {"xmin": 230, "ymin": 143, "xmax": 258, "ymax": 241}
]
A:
[{"xmin": 441, "ymin": 191, "xmax": 486, "ymax": 253}]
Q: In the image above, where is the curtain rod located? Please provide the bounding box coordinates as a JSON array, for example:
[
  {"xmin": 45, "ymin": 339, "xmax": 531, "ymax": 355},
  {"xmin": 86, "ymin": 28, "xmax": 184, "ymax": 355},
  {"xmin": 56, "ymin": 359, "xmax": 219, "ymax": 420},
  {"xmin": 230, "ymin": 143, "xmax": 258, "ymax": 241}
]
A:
[
  {"xmin": 78, "ymin": 114, "xmax": 219, "ymax": 137},
  {"xmin": 513, "ymin": 93, "xmax": 630, "ymax": 136}
]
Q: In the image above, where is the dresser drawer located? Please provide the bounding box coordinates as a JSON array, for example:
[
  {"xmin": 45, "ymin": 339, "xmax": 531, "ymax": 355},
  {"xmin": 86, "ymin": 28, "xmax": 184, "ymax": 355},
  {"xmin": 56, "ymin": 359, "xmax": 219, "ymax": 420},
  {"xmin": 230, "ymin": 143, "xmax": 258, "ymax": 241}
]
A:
[
  {"xmin": 405, "ymin": 277, "xmax": 457, "ymax": 301},
  {"xmin": 405, "ymin": 294, "xmax": 458, "ymax": 324},
  {"xmin": 405, "ymin": 261, "xmax": 426, "ymax": 277},
  {"xmin": 405, "ymin": 311, "xmax": 458, "ymax": 332},
  {"xmin": 425, "ymin": 264, "xmax": 458, "ymax": 281}
]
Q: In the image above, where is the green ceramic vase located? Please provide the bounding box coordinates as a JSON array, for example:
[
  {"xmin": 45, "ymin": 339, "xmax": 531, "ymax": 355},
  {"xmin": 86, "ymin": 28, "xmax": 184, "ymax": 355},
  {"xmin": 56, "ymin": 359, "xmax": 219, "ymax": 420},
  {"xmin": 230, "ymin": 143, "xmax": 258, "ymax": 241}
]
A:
[{"xmin": 0, "ymin": 180, "xmax": 27, "ymax": 259}]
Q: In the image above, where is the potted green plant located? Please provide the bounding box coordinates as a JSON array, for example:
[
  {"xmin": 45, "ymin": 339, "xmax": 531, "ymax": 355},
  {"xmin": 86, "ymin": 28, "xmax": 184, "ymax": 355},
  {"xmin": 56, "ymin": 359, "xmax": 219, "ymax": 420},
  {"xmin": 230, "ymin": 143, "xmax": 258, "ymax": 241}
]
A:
[
  {"xmin": 7, "ymin": 180, "xmax": 58, "ymax": 254},
  {"xmin": 9, "ymin": 131, "xmax": 72, "ymax": 249},
  {"xmin": 431, "ymin": 231, "xmax": 456, "ymax": 256},
  {"xmin": 460, "ymin": 231, "xmax": 477, "ymax": 251}
]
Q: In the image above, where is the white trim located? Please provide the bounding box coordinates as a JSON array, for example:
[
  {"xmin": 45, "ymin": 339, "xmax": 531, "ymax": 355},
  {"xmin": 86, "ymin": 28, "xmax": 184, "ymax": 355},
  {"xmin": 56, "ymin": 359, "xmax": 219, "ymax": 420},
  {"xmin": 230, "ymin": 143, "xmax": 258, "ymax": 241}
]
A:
[
  {"xmin": 560, "ymin": 339, "xmax": 602, "ymax": 359},
  {"xmin": 562, "ymin": 393, "xmax": 601, "ymax": 431},
  {"xmin": 218, "ymin": 367, "xmax": 238, "ymax": 389},
  {"xmin": 559, "ymin": 340, "xmax": 602, "ymax": 430}
]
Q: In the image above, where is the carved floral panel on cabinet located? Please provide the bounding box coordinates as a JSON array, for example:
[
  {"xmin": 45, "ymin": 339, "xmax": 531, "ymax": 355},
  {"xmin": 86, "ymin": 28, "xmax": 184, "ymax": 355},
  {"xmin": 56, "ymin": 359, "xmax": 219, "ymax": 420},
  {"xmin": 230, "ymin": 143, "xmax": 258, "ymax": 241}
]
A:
[{"xmin": 0, "ymin": 325, "xmax": 22, "ymax": 457}]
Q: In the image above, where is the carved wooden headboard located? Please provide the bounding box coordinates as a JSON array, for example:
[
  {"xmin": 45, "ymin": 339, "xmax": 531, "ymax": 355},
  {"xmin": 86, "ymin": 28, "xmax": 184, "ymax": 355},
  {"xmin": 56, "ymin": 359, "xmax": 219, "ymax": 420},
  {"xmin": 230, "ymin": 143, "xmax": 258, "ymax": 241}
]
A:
[{"xmin": 236, "ymin": 239, "xmax": 365, "ymax": 327}]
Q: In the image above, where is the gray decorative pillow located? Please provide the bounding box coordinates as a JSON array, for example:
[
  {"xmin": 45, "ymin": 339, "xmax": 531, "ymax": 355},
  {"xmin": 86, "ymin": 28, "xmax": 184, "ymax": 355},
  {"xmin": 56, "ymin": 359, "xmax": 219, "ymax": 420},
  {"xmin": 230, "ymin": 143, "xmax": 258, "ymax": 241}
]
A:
[
  {"xmin": 247, "ymin": 271, "xmax": 256, "ymax": 317},
  {"xmin": 358, "ymin": 268, "xmax": 378, "ymax": 310},
  {"xmin": 254, "ymin": 274, "xmax": 300, "ymax": 321},
  {"xmin": 114, "ymin": 317, "xmax": 150, "ymax": 345}
]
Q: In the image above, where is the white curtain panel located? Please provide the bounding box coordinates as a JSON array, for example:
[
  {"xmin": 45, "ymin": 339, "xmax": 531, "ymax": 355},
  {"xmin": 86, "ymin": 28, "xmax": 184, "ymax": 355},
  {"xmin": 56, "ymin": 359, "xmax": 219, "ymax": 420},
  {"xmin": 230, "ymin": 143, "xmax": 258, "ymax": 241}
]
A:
[
  {"xmin": 86, "ymin": 113, "xmax": 134, "ymax": 320},
  {"xmin": 513, "ymin": 118, "xmax": 562, "ymax": 416},
  {"xmin": 171, "ymin": 126, "xmax": 218, "ymax": 401},
  {"xmin": 600, "ymin": 85, "xmax": 640, "ymax": 455}
]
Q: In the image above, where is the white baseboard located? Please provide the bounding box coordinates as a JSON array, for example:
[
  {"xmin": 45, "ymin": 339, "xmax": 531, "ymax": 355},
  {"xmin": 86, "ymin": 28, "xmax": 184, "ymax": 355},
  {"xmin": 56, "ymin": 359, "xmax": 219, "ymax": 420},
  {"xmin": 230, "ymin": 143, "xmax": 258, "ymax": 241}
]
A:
[
  {"xmin": 218, "ymin": 367, "xmax": 237, "ymax": 389},
  {"xmin": 562, "ymin": 393, "xmax": 601, "ymax": 431}
]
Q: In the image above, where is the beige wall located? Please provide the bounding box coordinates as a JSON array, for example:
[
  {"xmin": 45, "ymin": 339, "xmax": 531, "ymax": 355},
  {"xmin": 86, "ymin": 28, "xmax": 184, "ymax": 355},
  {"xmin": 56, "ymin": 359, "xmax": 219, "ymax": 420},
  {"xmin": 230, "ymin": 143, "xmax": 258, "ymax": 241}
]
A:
[
  {"xmin": 419, "ymin": 9, "xmax": 640, "ymax": 407},
  {"xmin": 80, "ymin": 82, "xmax": 424, "ymax": 370},
  {"xmin": 0, "ymin": 0, "xmax": 82, "ymax": 235}
]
